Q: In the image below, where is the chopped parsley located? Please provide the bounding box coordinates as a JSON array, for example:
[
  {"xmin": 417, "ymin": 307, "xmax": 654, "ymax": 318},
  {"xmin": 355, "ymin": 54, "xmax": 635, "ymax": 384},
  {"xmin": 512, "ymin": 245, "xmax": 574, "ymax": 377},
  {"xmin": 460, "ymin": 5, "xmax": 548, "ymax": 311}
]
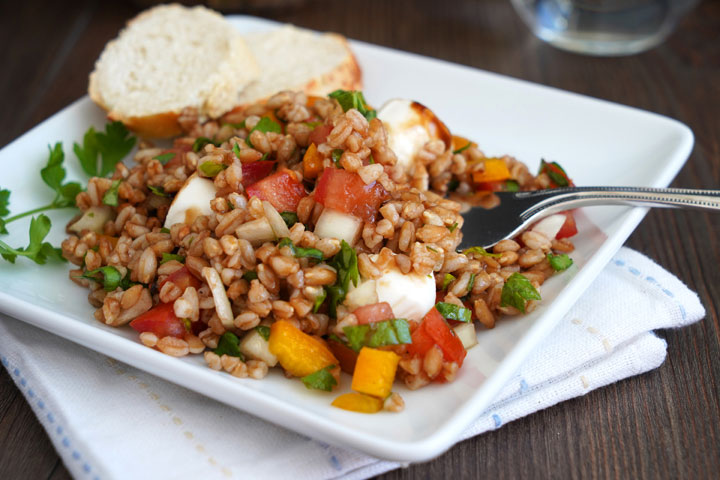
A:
[
  {"xmin": 538, "ymin": 159, "xmax": 571, "ymax": 187},
  {"xmin": 78, "ymin": 265, "xmax": 135, "ymax": 292},
  {"xmin": 505, "ymin": 180, "xmax": 520, "ymax": 192},
  {"xmin": 153, "ymin": 152, "xmax": 175, "ymax": 165},
  {"xmin": 328, "ymin": 90, "xmax": 377, "ymax": 120},
  {"xmin": 452, "ymin": 142, "xmax": 472, "ymax": 154},
  {"xmin": 214, "ymin": 332, "xmax": 244, "ymax": 359},
  {"xmin": 102, "ymin": 180, "xmax": 121, "ymax": 207},
  {"xmin": 277, "ymin": 237, "xmax": 324, "ymax": 261},
  {"xmin": 500, "ymin": 273, "xmax": 541, "ymax": 313},
  {"xmin": 442, "ymin": 273, "xmax": 455, "ymax": 290},
  {"xmin": 547, "ymin": 253, "xmax": 573, "ymax": 271},
  {"xmin": 242, "ymin": 270, "xmax": 258, "ymax": 281},
  {"xmin": 326, "ymin": 240, "xmax": 359, "ymax": 318},
  {"xmin": 255, "ymin": 325, "xmax": 271, "ymax": 341},
  {"xmin": 148, "ymin": 185, "xmax": 168, "ymax": 197},
  {"xmin": 331, "ymin": 149, "xmax": 343, "ymax": 166},
  {"xmin": 245, "ymin": 117, "xmax": 282, "ymax": 148},
  {"xmin": 313, "ymin": 288, "xmax": 327, "ymax": 313},
  {"xmin": 435, "ymin": 302, "xmax": 472, "ymax": 322},
  {"xmin": 448, "ymin": 222, "xmax": 458, "ymax": 232},
  {"xmin": 462, "ymin": 246, "xmax": 502, "ymax": 258},
  {"xmin": 343, "ymin": 318, "xmax": 412, "ymax": 352},
  {"xmin": 280, "ymin": 211, "xmax": 298, "ymax": 228},
  {"xmin": 301, "ymin": 365, "xmax": 337, "ymax": 392},
  {"xmin": 192, "ymin": 137, "xmax": 220, "ymax": 153},
  {"xmin": 160, "ymin": 253, "xmax": 185, "ymax": 264},
  {"xmin": 199, "ymin": 161, "xmax": 228, "ymax": 177}
]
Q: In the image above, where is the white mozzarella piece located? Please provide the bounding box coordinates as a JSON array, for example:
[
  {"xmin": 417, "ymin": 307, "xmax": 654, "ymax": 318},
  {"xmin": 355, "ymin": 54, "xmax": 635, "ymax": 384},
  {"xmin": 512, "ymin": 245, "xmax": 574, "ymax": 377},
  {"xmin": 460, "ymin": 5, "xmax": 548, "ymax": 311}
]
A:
[
  {"xmin": 374, "ymin": 267, "xmax": 436, "ymax": 322},
  {"xmin": 163, "ymin": 173, "xmax": 217, "ymax": 228},
  {"xmin": 377, "ymin": 99, "xmax": 431, "ymax": 173}
]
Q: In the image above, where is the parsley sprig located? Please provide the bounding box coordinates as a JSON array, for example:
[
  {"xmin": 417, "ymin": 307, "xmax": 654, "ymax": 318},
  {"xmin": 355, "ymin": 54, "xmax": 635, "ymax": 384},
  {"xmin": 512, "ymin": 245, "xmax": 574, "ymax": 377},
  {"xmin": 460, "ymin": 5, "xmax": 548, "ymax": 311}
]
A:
[
  {"xmin": 328, "ymin": 90, "xmax": 377, "ymax": 121},
  {"xmin": 0, "ymin": 214, "xmax": 65, "ymax": 264},
  {"xmin": 74, "ymin": 121, "xmax": 136, "ymax": 177}
]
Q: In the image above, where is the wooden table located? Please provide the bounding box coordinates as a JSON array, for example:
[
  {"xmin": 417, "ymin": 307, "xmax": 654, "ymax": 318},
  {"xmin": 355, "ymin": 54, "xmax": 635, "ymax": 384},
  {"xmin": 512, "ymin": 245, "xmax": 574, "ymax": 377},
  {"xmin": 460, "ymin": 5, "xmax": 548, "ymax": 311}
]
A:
[{"xmin": 1, "ymin": 0, "xmax": 718, "ymax": 478}]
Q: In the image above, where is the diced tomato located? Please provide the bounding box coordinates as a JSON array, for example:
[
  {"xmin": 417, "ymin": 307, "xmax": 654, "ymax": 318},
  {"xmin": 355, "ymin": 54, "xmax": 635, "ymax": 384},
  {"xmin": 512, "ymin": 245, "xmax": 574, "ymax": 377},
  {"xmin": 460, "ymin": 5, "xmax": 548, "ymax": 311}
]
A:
[
  {"xmin": 539, "ymin": 160, "xmax": 574, "ymax": 188},
  {"xmin": 327, "ymin": 338, "xmax": 359, "ymax": 374},
  {"xmin": 308, "ymin": 123, "xmax": 333, "ymax": 146},
  {"xmin": 407, "ymin": 307, "xmax": 467, "ymax": 367},
  {"xmin": 314, "ymin": 168, "xmax": 388, "ymax": 222},
  {"xmin": 130, "ymin": 302, "xmax": 186, "ymax": 339},
  {"xmin": 475, "ymin": 181, "xmax": 506, "ymax": 192},
  {"xmin": 246, "ymin": 170, "xmax": 307, "ymax": 212},
  {"xmin": 556, "ymin": 211, "xmax": 578, "ymax": 239},
  {"xmin": 241, "ymin": 161, "xmax": 275, "ymax": 187},
  {"xmin": 353, "ymin": 302, "xmax": 395, "ymax": 325},
  {"xmin": 158, "ymin": 266, "xmax": 201, "ymax": 295}
]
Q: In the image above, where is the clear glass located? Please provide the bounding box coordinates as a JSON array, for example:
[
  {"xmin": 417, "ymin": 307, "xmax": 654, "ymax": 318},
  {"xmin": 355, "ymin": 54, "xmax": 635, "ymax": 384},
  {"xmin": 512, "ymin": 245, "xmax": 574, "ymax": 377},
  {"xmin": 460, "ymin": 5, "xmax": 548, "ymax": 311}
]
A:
[{"xmin": 510, "ymin": 0, "xmax": 699, "ymax": 56}]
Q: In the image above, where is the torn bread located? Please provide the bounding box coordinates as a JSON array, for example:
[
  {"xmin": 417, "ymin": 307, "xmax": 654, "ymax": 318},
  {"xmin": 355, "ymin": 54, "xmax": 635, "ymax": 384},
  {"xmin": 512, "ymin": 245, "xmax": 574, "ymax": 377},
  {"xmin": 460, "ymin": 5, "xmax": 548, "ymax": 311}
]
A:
[
  {"xmin": 88, "ymin": 4, "xmax": 259, "ymax": 138},
  {"xmin": 238, "ymin": 25, "xmax": 362, "ymax": 106}
]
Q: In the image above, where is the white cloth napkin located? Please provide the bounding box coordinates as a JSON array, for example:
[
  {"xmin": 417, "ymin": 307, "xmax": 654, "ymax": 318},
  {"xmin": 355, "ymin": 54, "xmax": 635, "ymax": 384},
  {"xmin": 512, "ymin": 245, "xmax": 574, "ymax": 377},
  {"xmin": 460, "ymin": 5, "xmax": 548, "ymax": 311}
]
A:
[{"xmin": 0, "ymin": 247, "xmax": 705, "ymax": 480}]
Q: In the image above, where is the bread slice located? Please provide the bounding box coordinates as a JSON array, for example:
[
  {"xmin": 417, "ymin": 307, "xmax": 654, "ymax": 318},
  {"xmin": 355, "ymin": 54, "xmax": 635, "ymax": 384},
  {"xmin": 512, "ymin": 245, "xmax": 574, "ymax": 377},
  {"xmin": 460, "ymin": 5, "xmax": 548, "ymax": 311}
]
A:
[
  {"xmin": 237, "ymin": 25, "xmax": 362, "ymax": 106},
  {"xmin": 88, "ymin": 4, "xmax": 259, "ymax": 138}
]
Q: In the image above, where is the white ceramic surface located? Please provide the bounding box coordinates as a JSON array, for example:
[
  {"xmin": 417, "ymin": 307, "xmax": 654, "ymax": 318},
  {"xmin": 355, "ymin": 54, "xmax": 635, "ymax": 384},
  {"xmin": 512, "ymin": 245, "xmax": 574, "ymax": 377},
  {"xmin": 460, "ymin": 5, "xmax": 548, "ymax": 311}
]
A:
[{"xmin": 0, "ymin": 16, "xmax": 693, "ymax": 463}]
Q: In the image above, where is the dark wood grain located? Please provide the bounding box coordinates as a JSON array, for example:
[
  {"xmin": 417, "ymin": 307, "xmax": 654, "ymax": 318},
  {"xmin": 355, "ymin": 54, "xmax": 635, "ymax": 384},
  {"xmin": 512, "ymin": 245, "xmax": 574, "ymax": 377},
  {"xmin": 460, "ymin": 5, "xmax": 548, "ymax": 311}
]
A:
[{"xmin": 0, "ymin": 0, "xmax": 718, "ymax": 478}]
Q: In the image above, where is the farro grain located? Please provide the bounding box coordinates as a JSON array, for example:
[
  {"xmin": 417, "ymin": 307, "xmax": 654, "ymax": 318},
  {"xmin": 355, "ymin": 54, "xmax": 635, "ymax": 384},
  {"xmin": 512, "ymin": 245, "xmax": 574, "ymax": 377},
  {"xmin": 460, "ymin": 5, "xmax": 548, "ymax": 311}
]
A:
[{"xmin": 157, "ymin": 336, "xmax": 189, "ymax": 357}]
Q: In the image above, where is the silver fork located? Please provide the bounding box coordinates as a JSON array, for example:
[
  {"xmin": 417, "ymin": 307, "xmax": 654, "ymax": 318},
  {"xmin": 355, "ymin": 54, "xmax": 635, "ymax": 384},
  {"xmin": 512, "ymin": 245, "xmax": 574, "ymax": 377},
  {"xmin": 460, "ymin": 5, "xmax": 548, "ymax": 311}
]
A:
[{"xmin": 459, "ymin": 187, "xmax": 720, "ymax": 249}]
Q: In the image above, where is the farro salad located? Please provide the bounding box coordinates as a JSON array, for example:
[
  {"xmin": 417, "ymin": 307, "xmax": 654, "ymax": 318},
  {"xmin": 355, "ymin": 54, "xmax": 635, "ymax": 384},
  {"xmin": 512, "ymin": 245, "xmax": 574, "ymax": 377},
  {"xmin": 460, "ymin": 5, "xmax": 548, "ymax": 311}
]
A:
[{"xmin": 0, "ymin": 90, "xmax": 578, "ymax": 414}]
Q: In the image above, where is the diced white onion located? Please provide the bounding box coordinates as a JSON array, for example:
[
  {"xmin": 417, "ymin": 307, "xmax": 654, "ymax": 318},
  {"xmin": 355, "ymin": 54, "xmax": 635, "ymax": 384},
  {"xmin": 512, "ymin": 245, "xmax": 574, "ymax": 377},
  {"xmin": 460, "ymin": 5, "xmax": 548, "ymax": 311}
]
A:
[{"xmin": 453, "ymin": 322, "xmax": 478, "ymax": 350}]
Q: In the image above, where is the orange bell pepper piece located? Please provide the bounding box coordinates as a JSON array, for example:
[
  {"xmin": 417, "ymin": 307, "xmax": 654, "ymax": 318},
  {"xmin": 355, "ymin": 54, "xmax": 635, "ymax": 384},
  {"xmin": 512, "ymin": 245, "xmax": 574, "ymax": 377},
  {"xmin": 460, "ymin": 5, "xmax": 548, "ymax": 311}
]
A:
[
  {"xmin": 268, "ymin": 320, "xmax": 338, "ymax": 377},
  {"xmin": 331, "ymin": 392, "xmax": 384, "ymax": 413},
  {"xmin": 351, "ymin": 347, "xmax": 399, "ymax": 399},
  {"xmin": 472, "ymin": 158, "xmax": 511, "ymax": 184},
  {"xmin": 451, "ymin": 135, "xmax": 476, "ymax": 153},
  {"xmin": 302, "ymin": 143, "xmax": 324, "ymax": 179}
]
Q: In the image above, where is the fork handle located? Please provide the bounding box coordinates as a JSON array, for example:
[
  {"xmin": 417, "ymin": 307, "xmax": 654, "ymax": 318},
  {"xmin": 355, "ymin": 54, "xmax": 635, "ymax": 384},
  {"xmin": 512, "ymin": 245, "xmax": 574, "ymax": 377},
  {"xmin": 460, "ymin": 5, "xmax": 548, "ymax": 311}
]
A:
[{"xmin": 517, "ymin": 187, "xmax": 720, "ymax": 220}]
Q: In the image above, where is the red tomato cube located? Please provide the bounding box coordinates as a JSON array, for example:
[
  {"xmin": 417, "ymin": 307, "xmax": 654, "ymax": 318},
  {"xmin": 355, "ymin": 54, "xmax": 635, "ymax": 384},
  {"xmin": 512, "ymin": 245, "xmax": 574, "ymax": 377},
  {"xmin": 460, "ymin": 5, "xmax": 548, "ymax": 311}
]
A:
[
  {"xmin": 241, "ymin": 161, "xmax": 275, "ymax": 187},
  {"xmin": 314, "ymin": 168, "xmax": 388, "ymax": 222},
  {"xmin": 407, "ymin": 307, "xmax": 467, "ymax": 367},
  {"xmin": 158, "ymin": 266, "xmax": 201, "ymax": 294},
  {"xmin": 556, "ymin": 211, "xmax": 578, "ymax": 239},
  {"xmin": 130, "ymin": 302, "xmax": 186, "ymax": 339},
  {"xmin": 246, "ymin": 170, "xmax": 307, "ymax": 212},
  {"xmin": 308, "ymin": 123, "xmax": 333, "ymax": 146}
]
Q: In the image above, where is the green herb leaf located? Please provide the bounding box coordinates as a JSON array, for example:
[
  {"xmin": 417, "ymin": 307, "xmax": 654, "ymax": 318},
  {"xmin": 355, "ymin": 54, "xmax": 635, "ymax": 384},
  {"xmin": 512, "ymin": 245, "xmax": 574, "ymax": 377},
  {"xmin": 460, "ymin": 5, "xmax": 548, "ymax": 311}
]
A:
[
  {"xmin": 447, "ymin": 222, "xmax": 458, "ymax": 232},
  {"xmin": 327, "ymin": 240, "xmax": 359, "ymax": 318},
  {"xmin": 214, "ymin": 332, "xmax": 244, "ymax": 359},
  {"xmin": 453, "ymin": 142, "xmax": 472, "ymax": 154},
  {"xmin": 277, "ymin": 237, "xmax": 324, "ymax": 261},
  {"xmin": 467, "ymin": 273, "xmax": 476, "ymax": 293},
  {"xmin": 368, "ymin": 154, "xmax": 375, "ymax": 164},
  {"xmin": 426, "ymin": 245, "xmax": 438, "ymax": 253},
  {"xmin": 304, "ymin": 121, "xmax": 323, "ymax": 128},
  {"xmin": 40, "ymin": 143, "xmax": 66, "ymax": 192},
  {"xmin": 0, "ymin": 189, "xmax": 9, "ymax": 217},
  {"xmin": 192, "ymin": 137, "xmax": 220, "ymax": 153},
  {"xmin": 102, "ymin": 180, "xmax": 121, "ymax": 207},
  {"xmin": 435, "ymin": 302, "xmax": 472, "ymax": 322},
  {"xmin": 547, "ymin": 253, "xmax": 573, "ymax": 272},
  {"xmin": 447, "ymin": 178, "xmax": 459, "ymax": 192},
  {"xmin": 160, "ymin": 227, "xmax": 171, "ymax": 234},
  {"xmin": 148, "ymin": 185, "xmax": 169, "ymax": 197},
  {"xmin": 343, "ymin": 318, "xmax": 411, "ymax": 352},
  {"xmin": 301, "ymin": 365, "xmax": 337, "ymax": 392},
  {"xmin": 0, "ymin": 214, "xmax": 65, "ymax": 264},
  {"xmin": 79, "ymin": 265, "xmax": 123, "ymax": 291},
  {"xmin": 328, "ymin": 90, "xmax": 377, "ymax": 121},
  {"xmin": 199, "ymin": 161, "xmax": 228, "ymax": 177},
  {"xmin": 160, "ymin": 253, "xmax": 185, "ymax": 264},
  {"xmin": 462, "ymin": 246, "xmax": 502, "ymax": 258},
  {"xmin": 280, "ymin": 211, "xmax": 298, "ymax": 228},
  {"xmin": 442, "ymin": 273, "xmax": 455, "ymax": 290},
  {"xmin": 313, "ymin": 288, "xmax": 327, "ymax": 313},
  {"xmin": 505, "ymin": 180, "xmax": 520, "ymax": 192},
  {"xmin": 245, "ymin": 117, "xmax": 282, "ymax": 148},
  {"xmin": 331, "ymin": 149, "xmax": 343, "ymax": 166},
  {"xmin": 182, "ymin": 318, "xmax": 192, "ymax": 332},
  {"xmin": 232, "ymin": 142, "xmax": 242, "ymax": 158},
  {"xmin": 74, "ymin": 122, "xmax": 136, "ymax": 177},
  {"xmin": 153, "ymin": 152, "xmax": 176, "ymax": 165},
  {"xmin": 256, "ymin": 325, "xmax": 271, "ymax": 341},
  {"xmin": 500, "ymin": 273, "xmax": 541, "ymax": 313},
  {"xmin": 243, "ymin": 270, "xmax": 258, "ymax": 281}
]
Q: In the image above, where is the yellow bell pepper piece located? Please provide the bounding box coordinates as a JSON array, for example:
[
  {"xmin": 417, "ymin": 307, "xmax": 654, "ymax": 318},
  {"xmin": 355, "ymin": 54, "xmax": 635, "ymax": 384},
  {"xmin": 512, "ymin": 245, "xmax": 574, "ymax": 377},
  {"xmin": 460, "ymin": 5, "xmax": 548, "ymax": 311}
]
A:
[
  {"xmin": 331, "ymin": 392, "xmax": 384, "ymax": 413},
  {"xmin": 351, "ymin": 347, "xmax": 399, "ymax": 399},
  {"xmin": 302, "ymin": 143, "xmax": 324, "ymax": 179},
  {"xmin": 268, "ymin": 320, "xmax": 338, "ymax": 377},
  {"xmin": 472, "ymin": 158, "xmax": 511, "ymax": 183}
]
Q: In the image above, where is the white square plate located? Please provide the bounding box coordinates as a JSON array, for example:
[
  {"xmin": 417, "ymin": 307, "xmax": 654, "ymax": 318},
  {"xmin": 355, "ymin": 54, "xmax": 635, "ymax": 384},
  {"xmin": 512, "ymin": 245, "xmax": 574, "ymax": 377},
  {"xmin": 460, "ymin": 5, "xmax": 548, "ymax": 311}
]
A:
[{"xmin": 0, "ymin": 16, "xmax": 693, "ymax": 462}]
